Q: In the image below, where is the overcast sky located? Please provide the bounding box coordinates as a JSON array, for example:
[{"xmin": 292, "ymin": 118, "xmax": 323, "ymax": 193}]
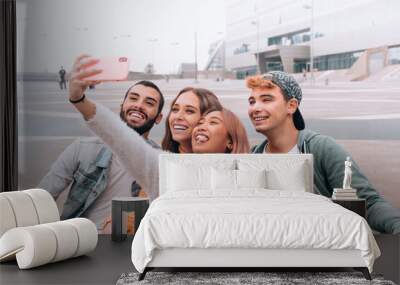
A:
[{"xmin": 17, "ymin": 0, "xmax": 226, "ymax": 73}]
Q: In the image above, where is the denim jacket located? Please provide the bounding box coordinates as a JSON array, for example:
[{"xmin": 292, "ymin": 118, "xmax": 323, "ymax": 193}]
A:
[{"xmin": 38, "ymin": 137, "xmax": 159, "ymax": 219}]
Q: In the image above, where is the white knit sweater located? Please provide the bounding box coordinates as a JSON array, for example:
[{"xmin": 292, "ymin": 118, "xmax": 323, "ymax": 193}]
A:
[{"xmin": 86, "ymin": 103, "xmax": 165, "ymax": 201}]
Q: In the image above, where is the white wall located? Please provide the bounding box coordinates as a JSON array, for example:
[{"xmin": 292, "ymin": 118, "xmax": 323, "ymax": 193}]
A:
[{"xmin": 313, "ymin": 0, "xmax": 400, "ymax": 56}]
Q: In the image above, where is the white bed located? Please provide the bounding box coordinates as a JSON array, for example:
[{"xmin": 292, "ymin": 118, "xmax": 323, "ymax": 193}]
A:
[{"xmin": 131, "ymin": 154, "xmax": 380, "ymax": 280}]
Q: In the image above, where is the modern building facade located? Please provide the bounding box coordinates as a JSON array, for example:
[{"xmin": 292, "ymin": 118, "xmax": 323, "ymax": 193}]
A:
[{"xmin": 225, "ymin": 0, "xmax": 400, "ymax": 78}]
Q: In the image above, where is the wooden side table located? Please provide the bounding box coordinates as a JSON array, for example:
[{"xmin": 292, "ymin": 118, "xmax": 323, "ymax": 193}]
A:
[
  {"xmin": 331, "ymin": 198, "xmax": 366, "ymax": 218},
  {"xmin": 111, "ymin": 197, "xmax": 149, "ymax": 242}
]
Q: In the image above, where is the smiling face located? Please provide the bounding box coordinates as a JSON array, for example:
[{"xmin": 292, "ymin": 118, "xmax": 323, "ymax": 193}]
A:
[
  {"xmin": 192, "ymin": 111, "xmax": 232, "ymax": 153},
  {"xmin": 168, "ymin": 91, "xmax": 202, "ymax": 145},
  {"xmin": 248, "ymin": 85, "xmax": 297, "ymax": 135},
  {"xmin": 120, "ymin": 84, "xmax": 162, "ymax": 135}
]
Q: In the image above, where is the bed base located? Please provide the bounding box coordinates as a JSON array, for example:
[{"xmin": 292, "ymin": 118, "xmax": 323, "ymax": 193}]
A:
[
  {"xmin": 138, "ymin": 267, "xmax": 371, "ymax": 281},
  {"xmin": 137, "ymin": 248, "xmax": 372, "ymax": 281}
]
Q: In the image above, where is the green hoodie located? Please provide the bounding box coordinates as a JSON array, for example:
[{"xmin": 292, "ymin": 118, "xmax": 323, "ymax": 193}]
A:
[{"xmin": 251, "ymin": 129, "xmax": 400, "ymax": 234}]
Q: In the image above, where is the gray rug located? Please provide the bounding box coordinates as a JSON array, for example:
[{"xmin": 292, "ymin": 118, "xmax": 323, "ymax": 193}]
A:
[{"xmin": 116, "ymin": 271, "xmax": 395, "ymax": 285}]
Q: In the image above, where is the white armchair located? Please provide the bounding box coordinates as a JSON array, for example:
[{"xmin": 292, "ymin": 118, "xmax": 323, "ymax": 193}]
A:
[{"xmin": 0, "ymin": 189, "xmax": 97, "ymax": 269}]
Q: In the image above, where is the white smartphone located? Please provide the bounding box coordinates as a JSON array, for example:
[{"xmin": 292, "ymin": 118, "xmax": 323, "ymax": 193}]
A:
[{"xmin": 83, "ymin": 57, "xmax": 130, "ymax": 81}]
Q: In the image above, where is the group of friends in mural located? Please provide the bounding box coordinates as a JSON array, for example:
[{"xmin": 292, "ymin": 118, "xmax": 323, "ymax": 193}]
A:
[{"xmin": 39, "ymin": 55, "xmax": 400, "ymax": 235}]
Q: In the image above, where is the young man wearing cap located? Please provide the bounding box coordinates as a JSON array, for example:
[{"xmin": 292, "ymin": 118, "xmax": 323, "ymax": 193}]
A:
[{"xmin": 246, "ymin": 71, "xmax": 400, "ymax": 234}]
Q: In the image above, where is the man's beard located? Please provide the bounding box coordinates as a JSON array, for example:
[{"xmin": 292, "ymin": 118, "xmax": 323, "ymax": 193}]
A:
[{"xmin": 120, "ymin": 110, "xmax": 157, "ymax": 135}]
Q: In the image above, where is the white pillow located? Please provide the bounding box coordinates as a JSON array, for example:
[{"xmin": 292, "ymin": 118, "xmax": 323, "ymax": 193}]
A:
[
  {"xmin": 266, "ymin": 162, "xmax": 307, "ymax": 191},
  {"xmin": 236, "ymin": 169, "xmax": 267, "ymax": 189},
  {"xmin": 166, "ymin": 159, "xmax": 237, "ymax": 193},
  {"xmin": 167, "ymin": 162, "xmax": 211, "ymax": 192},
  {"xmin": 238, "ymin": 159, "xmax": 308, "ymax": 192},
  {"xmin": 211, "ymin": 168, "xmax": 267, "ymax": 191},
  {"xmin": 211, "ymin": 168, "xmax": 236, "ymax": 190}
]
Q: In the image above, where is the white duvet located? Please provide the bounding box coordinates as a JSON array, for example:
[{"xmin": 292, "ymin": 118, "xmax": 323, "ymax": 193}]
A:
[{"xmin": 131, "ymin": 190, "xmax": 380, "ymax": 273}]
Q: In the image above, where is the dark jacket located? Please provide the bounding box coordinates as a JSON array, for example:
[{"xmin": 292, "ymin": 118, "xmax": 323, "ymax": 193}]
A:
[{"xmin": 251, "ymin": 129, "xmax": 400, "ymax": 234}]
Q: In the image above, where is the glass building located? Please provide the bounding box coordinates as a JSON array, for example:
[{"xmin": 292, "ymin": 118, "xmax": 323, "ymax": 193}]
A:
[{"xmin": 225, "ymin": 0, "xmax": 400, "ymax": 78}]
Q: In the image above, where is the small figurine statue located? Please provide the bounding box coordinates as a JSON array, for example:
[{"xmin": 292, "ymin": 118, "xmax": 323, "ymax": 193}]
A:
[{"xmin": 342, "ymin": 156, "xmax": 352, "ymax": 189}]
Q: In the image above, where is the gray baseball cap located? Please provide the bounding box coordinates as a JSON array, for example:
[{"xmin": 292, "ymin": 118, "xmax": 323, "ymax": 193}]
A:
[{"xmin": 261, "ymin": 71, "xmax": 305, "ymax": 130}]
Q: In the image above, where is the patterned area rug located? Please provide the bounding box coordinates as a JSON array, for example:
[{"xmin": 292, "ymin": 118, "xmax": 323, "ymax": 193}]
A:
[{"xmin": 116, "ymin": 271, "xmax": 395, "ymax": 285}]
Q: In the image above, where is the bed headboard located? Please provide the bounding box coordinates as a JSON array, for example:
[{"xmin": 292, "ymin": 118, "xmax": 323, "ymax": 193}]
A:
[{"xmin": 159, "ymin": 154, "xmax": 314, "ymax": 195}]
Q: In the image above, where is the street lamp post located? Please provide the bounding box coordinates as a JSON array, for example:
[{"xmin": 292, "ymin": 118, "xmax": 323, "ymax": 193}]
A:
[
  {"xmin": 194, "ymin": 31, "xmax": 198, "ymax": 82},
  {"xmin": 252, "ymin": 0, "xmax": 261, "ymax": 74},
  {"xmin": 310, "ymin": 0, "xmax": 315, "ymax": 84},
  {"xmin": 148, "ymin": 38, "xmax": 158, "ymax": 71},
  {"xmin": 303, "ymin": 0, "xmax": 315, "ymax": 84},
  {"xmin": 170, "ymin": 42, "xmax": 179, "ymax": 76},
  {"xmin": 251, "ymin": 19, "xmax": 260, "ymax": 74}
]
